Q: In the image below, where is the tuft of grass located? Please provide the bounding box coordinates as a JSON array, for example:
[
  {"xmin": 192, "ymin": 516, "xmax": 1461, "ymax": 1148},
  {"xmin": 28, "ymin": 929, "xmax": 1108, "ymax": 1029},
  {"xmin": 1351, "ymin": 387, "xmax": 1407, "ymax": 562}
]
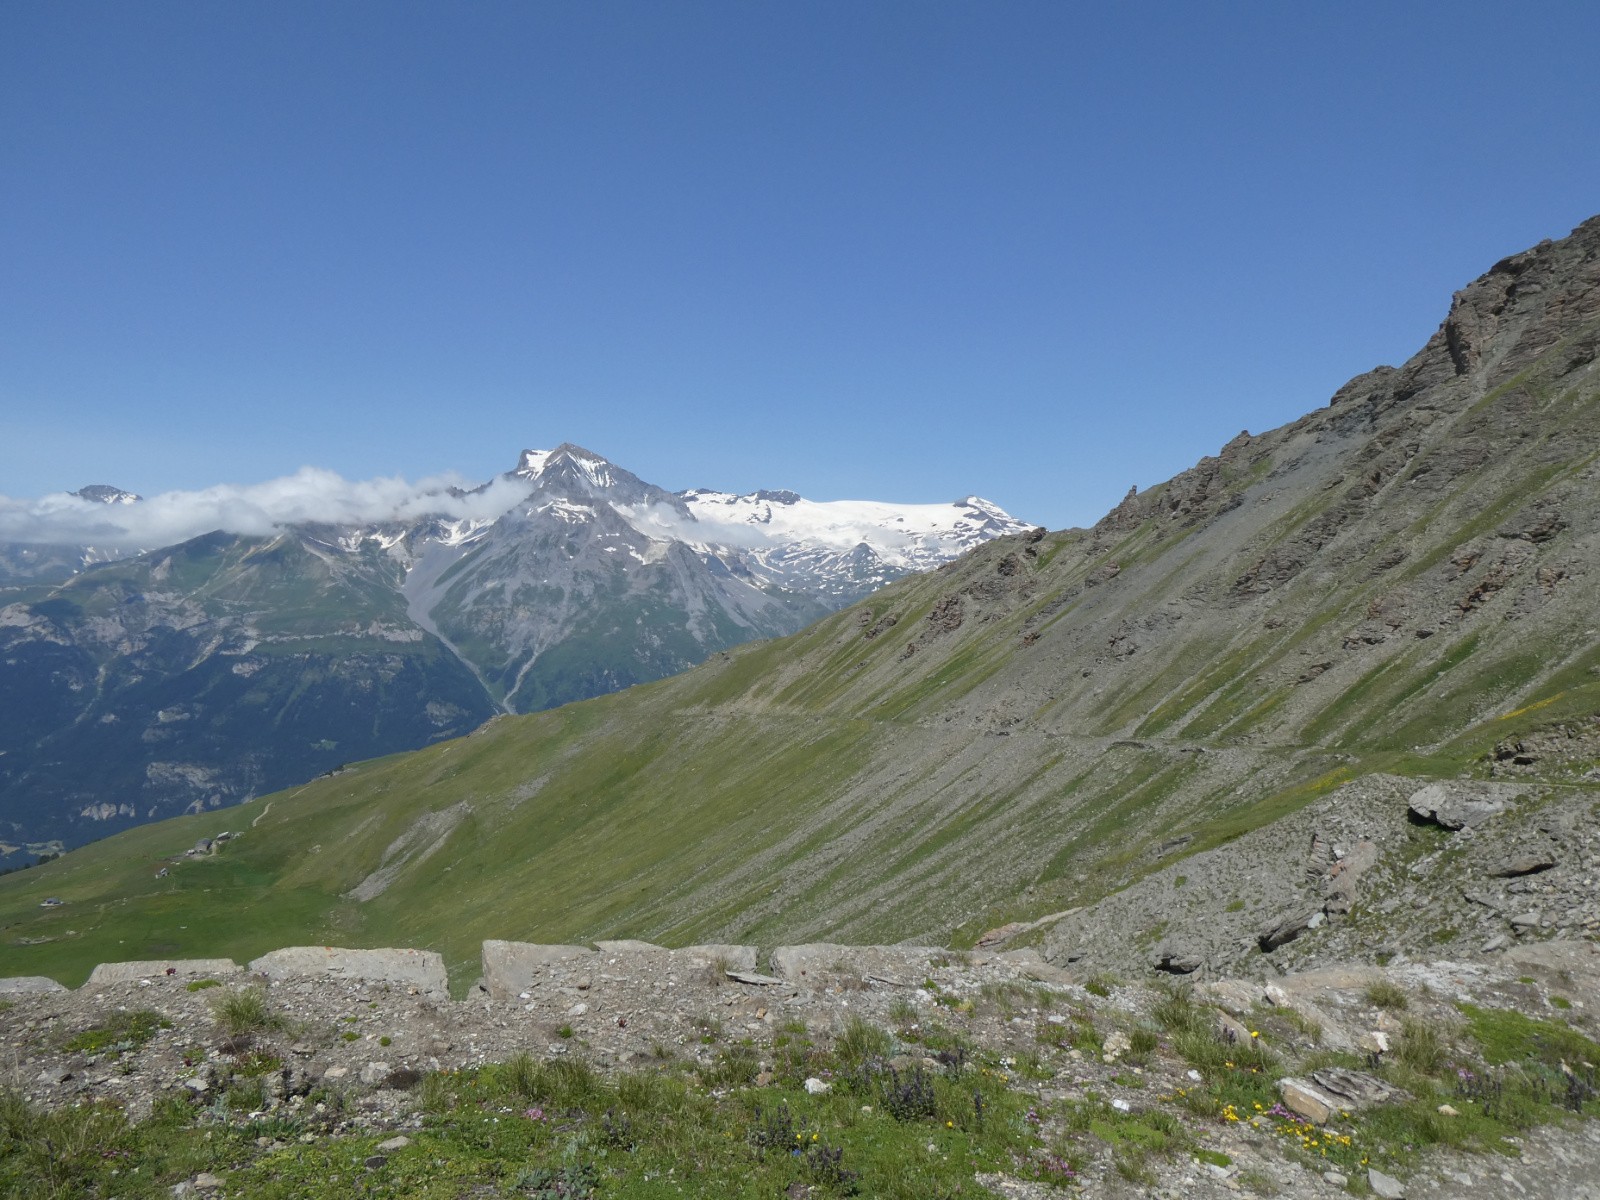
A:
[
  {"xmin": 492, "ymin": 1053, "xmax": 614, "ymax": 1110},
  {"xmin": 210, "ymin": 987, "xmax": 281, "ymax": 1036},
  {"xmin": 1084, "ymin": 972, "xmax": 1118, "ymax": 998},
  {"xmin": 1396, "ymin": 1016, "xmax": 1445, "ymax": 1074},
  {"xmin": 185, "ymin": 978, "xmax": 221, "ymax": 992},
  {"xmin": 835, "ymin": 1017, "xmax": 893, "ymax": 1068},
  {"xmin": 1366, "ymin": 980, "xmax": 1410, "ymax": 1011},
  {"xmin": 701, "ymin": 1045, "xmax": 761, "ymax": 1089},
  {"xmin": 889, "ymin": 996, "xmax": 918, "ymax": 1026}
]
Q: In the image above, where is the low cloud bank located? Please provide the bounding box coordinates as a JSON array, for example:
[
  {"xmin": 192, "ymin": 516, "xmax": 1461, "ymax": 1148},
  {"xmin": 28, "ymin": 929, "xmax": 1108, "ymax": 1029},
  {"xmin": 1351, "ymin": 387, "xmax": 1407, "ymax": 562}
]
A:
[{"xmin": 0, "ymin": 469, "xmax": 537, "ymax": 551}]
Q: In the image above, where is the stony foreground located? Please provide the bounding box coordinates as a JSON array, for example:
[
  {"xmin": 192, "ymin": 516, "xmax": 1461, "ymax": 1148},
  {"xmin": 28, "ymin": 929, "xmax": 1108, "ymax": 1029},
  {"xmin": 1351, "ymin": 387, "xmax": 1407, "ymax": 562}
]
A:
[{"xmin": 3, "ymin": 937, "xmax": 1600, "ymax": 1197}]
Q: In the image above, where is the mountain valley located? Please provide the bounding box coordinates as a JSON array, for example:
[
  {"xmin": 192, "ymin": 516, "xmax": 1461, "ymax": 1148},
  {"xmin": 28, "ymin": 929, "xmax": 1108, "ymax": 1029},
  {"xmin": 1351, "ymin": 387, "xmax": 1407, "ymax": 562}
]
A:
[{"xmin": 0, "ymin": 450, "xmax": 1027, "ymax": 857}]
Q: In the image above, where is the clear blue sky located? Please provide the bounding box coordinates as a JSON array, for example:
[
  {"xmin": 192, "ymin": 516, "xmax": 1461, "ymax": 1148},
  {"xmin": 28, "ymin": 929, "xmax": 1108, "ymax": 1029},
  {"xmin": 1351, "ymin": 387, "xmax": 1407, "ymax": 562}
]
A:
[{"xmin": 3, "ymin": 2, "xmax": 1597, "ymax": 530}]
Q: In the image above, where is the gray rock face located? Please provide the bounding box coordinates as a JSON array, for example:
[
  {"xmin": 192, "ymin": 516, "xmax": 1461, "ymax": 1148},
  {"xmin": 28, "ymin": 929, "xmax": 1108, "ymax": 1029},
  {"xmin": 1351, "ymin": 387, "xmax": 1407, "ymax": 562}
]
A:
[
  {"xmin": 86, "ymin": 959, "xmax": 240, "ymax": 985},
  {"xmin": 247, "ymin": 947, "xmax": 448, "ymax": 998}
]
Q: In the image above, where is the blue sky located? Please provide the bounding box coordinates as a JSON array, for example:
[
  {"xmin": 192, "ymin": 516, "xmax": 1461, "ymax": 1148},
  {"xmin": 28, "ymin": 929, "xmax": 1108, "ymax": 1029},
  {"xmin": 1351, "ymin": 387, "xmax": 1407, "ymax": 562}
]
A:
[{"xmin": 3, "ymin": 2, "xmax": 1598, "ymax": 530}]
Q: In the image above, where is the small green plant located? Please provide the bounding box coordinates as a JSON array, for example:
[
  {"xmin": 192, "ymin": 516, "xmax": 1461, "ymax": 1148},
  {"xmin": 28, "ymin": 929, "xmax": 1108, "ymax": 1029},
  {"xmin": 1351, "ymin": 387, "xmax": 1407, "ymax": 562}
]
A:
[
  {"xmin": 63, "ymin": 1010, "xmax": 171, "ymax": 1056},
  {"xmin": 835, "ymin": 1016, "xmax": 892, "ymax": 1067},
  {"xmin": 511, "ymin": 1163, "xmax": 600, "ymax": 1198},
  {"xmin": 186, "ymin": 979, "xmax": 221, "ymax": 992},
  {"xmin": 1173, "ymin": 875, "xmax": 1187, "ymax": 889},
  {"xmin": 1225, "ymin": 899, "xmax": 1246, "ymax": 913},
  {"xmin": 211, "ymin": 988, "xmax": 280, "ymax": 1035},
  {"xmin": 1366, "ymin": 980, "xmax": 1409, "ymax": 1011},
  {"xmin": 1128, "ymin": 1027, "xmax": 1161, "ymax": 1059},
  {"xmin": 378, "ymin": 1035, "xmax": 392, "ymax": 1046},
  {"xmin": 557, "ymin": 1024, "xmax": 574, "ymax": 1039},
  {"xmin": 1085, "ymin": 973, "xmax": 1117, "ymax": 998},
  {"xmin": 701, "ymin": 1045, "xmax": 760, "ymax": 1088},
  {"xmin": 1397, "ymin": 1016, "xmax": 1445, "ymax": 1074},
  {"xmin": 341, "ymin": 1031, "xmax": 359, "ymax": 1042},
  {"xmin": 1550, "ymin": 996, "xmax": 1572, "ymax": 1010}
]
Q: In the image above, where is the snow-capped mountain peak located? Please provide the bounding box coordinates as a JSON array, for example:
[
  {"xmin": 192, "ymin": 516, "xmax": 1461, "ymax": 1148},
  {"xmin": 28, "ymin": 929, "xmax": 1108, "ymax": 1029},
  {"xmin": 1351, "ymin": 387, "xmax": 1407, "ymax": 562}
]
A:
[{"xmin": 72, "ymin": 484, "xmax": 141, "ymax": 505}]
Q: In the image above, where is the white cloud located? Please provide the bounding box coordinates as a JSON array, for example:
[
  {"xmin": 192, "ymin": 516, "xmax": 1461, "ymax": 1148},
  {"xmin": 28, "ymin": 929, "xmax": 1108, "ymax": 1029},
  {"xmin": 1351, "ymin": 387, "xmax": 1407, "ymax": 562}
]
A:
[{"xmin": 0, "ymin": 468, "xmax": 536, "ymax": 551}]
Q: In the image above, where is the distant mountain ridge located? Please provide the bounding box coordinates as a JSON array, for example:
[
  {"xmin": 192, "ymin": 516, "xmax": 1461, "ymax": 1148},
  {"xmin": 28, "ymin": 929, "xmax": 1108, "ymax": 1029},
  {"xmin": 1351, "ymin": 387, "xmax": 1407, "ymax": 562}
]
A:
[{"xmin": 0, "ymin": 449, "xmax": 1029, "ymax": 855}]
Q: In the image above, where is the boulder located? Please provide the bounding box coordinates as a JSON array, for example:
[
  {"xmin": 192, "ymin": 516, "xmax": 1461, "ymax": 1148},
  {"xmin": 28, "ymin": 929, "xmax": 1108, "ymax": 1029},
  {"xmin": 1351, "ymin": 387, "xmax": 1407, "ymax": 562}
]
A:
[
  {"xmin": 1258, "ymin": 910, "xmax": 1320, "ymax": 951},
  {"xmin": 87, "ymin": 959, "xmax": 240, "ymax": 985},
  {"xmin": 480, "ymin": 940, "xmax": 595, "ymax": 1002},
  {"xmin": 1150, "ymin": 944, "xmax": 1205, "ymax": 974},
  {"xmin": 0, "ymin": 975, "xmax": 69, "ymax": 995},
  {"xmin": 1277, "ymin": 1077, "xmax": 1337, "ymax": 1124},
  {"xmin": 1407, "ymin": 783, "xmax": 1507, "ymax": 831},
  {"xmin": 1368, "ymin": 1166, "xmax": 1406, "ymax": 1198},
  {"xmin": 1488, "ymin": 854, "xmax": 1556, "ymax": 878},
  {"xmin": 248, "ymin": 947, "xmax": 448, "ymax": 998}
]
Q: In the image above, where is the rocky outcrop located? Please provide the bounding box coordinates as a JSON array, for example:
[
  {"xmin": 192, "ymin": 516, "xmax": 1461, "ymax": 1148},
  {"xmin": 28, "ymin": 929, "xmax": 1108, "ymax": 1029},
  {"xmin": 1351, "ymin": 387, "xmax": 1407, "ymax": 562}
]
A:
[{"xmin": 247, "ymin": 947, "xmax": 448, "ymax": 999}]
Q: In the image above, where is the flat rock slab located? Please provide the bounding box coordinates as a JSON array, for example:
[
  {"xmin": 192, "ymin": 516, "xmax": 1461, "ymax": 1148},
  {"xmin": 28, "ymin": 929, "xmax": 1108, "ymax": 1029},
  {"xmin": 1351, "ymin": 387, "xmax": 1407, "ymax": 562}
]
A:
[
  {"xmin": 481, "ymin": 941, "xmax": 596, "ymax": 1002},
  {"xmin": 770, "ymin": 943, "xmax": 945, "ymax": 984},
  {"xmin": 248, "ymin": 947, "xmax": 447, "ymax": 998},
  {"xmin": 726, "ymin": 971, "xmax": 784, "ymax": 986},
  {"xmin": 87, "ymin": 959, "xmax": 240, "ymax": 986},
  {"xmin": 0, "ymin": 975, "xmax": 69, "ymax": 994}
]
